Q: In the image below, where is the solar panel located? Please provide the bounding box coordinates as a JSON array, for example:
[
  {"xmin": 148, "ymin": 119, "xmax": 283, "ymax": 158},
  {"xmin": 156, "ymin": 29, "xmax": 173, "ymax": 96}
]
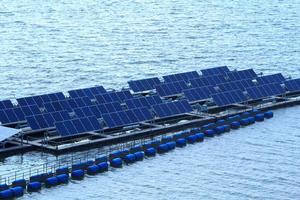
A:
[
  {"xmin": 212, "ymin": 90, "xmax": 247, "ymax": 106},
  {"xmin": 163, "ymin": 71, "xmax": 200, "ymax": 83},
  {"xmin": 246, "ymin": 83, "xmax": 285, "ymax": 100},
  {"xmin": 183, "ymin": 86, "xmax": 216, "ymax": 102},
  {"xmin": 0, "ymin": 100, "xmax": 14, "ymax": 110},
  {"xmin": 226, "ymin": 69, "xmax": 257, "ymax": 81},
  {"xmin": 55, "ymin": 116, "xmax": 102, "ymax": 136},
  {"xmin": 256, "ymin": 73, "xmax": 285, "ymax": 84},
  {"xmin": 190, "ymin": 74, "xmax": 227, "ymax": 88},
  {"xmin": 217, "ymin": 79, "xmax": 254, "ymax": 92},
  {"xmin": 201, "ymin": 66, "xmax": 230, "ymax": 76},
  {"xmin": 16, "ymin": 92, "xmax": 66, "ymax": 107},
  {"xmin": 128, "ymin": 77, "xmax": 161, "ymax": 92},
  {"xmin": 125, "ymin": 95, "xmax": 162, "ymax": 109},
  {"xmin": 152, "ymin": 100, "xmax": 193, "ymax": 118},
  {"xmin": 284, "ymin": 78, "xmax": 300, "ymax": 92},
  {"xmin": 102, "ymin": 107, "xmax": 153, "ymax": 128},
  {"xmin": 68, "ymin": 86, "xmax": 106, "ymax": 99},
  {"xmin": 95, "ymin": 90, "xmax": 133, "ymax": 103},
  {"xmin": 155, "ymin": 81, "xmax": 189, "ymax": 97}
]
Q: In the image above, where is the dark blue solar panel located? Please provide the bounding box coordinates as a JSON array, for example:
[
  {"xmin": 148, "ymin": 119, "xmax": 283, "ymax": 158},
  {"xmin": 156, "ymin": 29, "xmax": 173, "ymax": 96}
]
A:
[
  {"xmin": 217, "ymin": 79, "xmax": 254, "ymax": 92},
  {"xmin": 226, "ymin": 69, "xmax": 257, "ymax": 81},
  {"xmin": 0, "ymin": 108, "xmax": 28, "ymax": 124},
  {"xmin": 125, "ymin": 95, "xmax": 163, "ymax": 109},
  {"xmin": 256, "ymin": 73, "xmax": 285, "ymax": 84},
  {"xmin": 201, "ymin": 66, "xmax": 230, "ymax": 76},
  {"xmin": 246, "ymin": 83, "xmax": 285, "ymax": 100},
  {"xmin": 163, "ymin": 71, "xmax": 200, "ymax": 83},
  {"xmin": 284, "ymin": 78, "xmax": 300, "ymax": 92},
  {"xmin": 190, "ymin": 74, "xmax": 227, "ymax": 88},
  {"xmin": 183, "ymin": 86, "xmax": 216, "ymax": 102},
  {"xmin": 74, "ymin": 107, "xmax": 95, "ymax": 118},
  {"xmin": 152, "ymin": 100, "xmax": 193, "ymax": 118},
  {"xmin": 212, "ymin": 90, "xmax": 247, "ymax": 106},
  {"xmin": 128, "ymin": 77, "xmax": 161, "ymax": 92},
  {"xmin": 0, "ymin": 100, "xmax": 14, "ymax": 109},
  {"xmin": 155, "ymin": 81, "xmax": 188, "ymax": 97},
  {"xmin": 20, "ymin": 105, "xmax": 41, "ymax": 116},
  {"xmin": 88, "ymin": 116, "xmax": 102, "ymax": 130},
  {"xmin": 68, "ymin": 86, "xmax": 106, "ymax": 99},
  {"xmin": 95, "ymin": 90, "xmax": 133, "ymax": 103}
]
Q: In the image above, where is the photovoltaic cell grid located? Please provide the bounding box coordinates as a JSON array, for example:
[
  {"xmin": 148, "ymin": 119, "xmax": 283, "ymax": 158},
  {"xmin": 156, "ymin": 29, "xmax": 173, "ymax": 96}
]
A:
[
  {"xmin": 155, "ymin": 81, "xmax": 189, "ymax": 97},
  {"xmin": 256, "ymin": 73, "xmax": 285, "ymax": 85},
  {"xmin": 163, "ymin": 71, "xmax": 200, "ymax": 83},
  {"xmin": 190, "ymin": 74, "xmax": 227, "ymax": 88},
  {"xmin": 26, "ymin": 111, "xmax": 70, "ymax": 130},
  {"xmin": 128, "ymin": 77, "xmax": 161, "ymax": 92},
  {"xmin": 16, "ymin": 92, "xmax": 65, "ymax": 107},
  {"xmin": 55, "ymin": 116, "xmax": 102, "ymax": 136},
  {"xmin": 217, "ymin": 79, "xmax": 255, "ymax": 92},
  {"xmin": 125, "ymin": 95, "xmax": 162, "ymax": 109},
  {"xmin": 226, "ymin": 69, "xmax": 257, "ymax": 81},
  {"xmin": 212, "ymin": 90, "xmax": 247, "ymax": 106},
  {"xmin": 284, "ymin": 78, "xmax": 300, "ymax": 92},
  {"xmin": 74, "ymin": 102, "xmax": 123, "ymax": 118},
  {"xmin": 152, "ymin": 100, "xmax": 193, "ymax": 118},
  {"xmin": 102, "ymin": 107, "xmax": 153, "ymax": 128},
  {"xmin": 68, "ymin": 86, "xmax": 107, "ymax": 99},
  {"xmin": 0, "ymin": 105, "xmax": 42, "ymax": 124},
  {"xmin": 201, "ymin": 66, "xmax": 230, "ymax": 76},
  {"xmin": 246, "ymin": 83, "xmax": 285, "ymax": 100},
  {"xmin": 0, "ymin": 100, "xmax": 14, "ymax": 110},
  {"xmin": 44, "ymin": 97, "xmax": 93, "ymax": 112},
  {"xmin": 183, "ymin": 86, "xmax": 216, "ymax": 102},
  {"xmin": 95, "ymin": 90, "xmax": 133, "ymax": 104}
]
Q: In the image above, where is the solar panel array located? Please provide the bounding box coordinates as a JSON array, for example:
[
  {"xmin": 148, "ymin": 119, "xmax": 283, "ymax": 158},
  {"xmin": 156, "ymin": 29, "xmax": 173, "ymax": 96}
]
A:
[
  {"xmin": 0, "ymin": 100, "xmax": 14, "ymax": 109},
  {"xmin": 284, "ymin": 79, "xmax": 300, "ymax": 92},
  {"xmin": 163, "ymin": 71, "xmax": 200, "ymax": 82},
  {"xmin": 246, "ymin": 83, "xmax": 285, "ymax": 100},
  {"xmin": 125, "ymin": 95, "xmax": 162, "ymax": 109},
  {"xmin": 128, "ymin": 77, "xmax": 161, "ymax": 92},
  {"xmin": 74, "ymin": 102, "xmax": 123, "ymax": 118},
  {"xmin": 102, "ymin": 107, "xmax": 153, "ymax": 128},
  {"xmin": 55, "ymin": 116, "xmax": 102, "ymax": 136},
  {"xmin": 44, "ymin": 97, "xmax": 92, "ymax": 112},
  {"xmin": 201, "ymin": 66, "xmax": 230, "ymax": 76},
  {"xmin": 0, "ymin": 105, "xmax": 42, "ymax": 124},
  {"xmin": 227, "ymin": 69, "xmax": 257, "ymax": 81},
  {"xmin": 212, "ymin": 90, "xmax": 247, "ymax": 106},
  {"xmin": 217, "ymin": 79, "xmax": 254, "ymax": 92},
  {"xmin": 190, "ymin": 74, "xmax": 227, "ymax": 88},
  {"xmin": 152, "ymin": 100, "xmax": 193, "ymax": 118},
  {"xmin": 95, "ymin": 90, "xmax": 133, "ymax": 104},
  {"xmin": 256, "ymin": 73, "xmax": 285, "ymax": 84},
  {"xmin": 183, "ymin": 86, "xmax": 216, "ymax": 102},
  {"xmin": 16, "ymin": 92, "xmax": 65, "ymax": 107},
  {"xmin": 68, "ymin": 86, "xmax": 106, "ymax": 99},
  {"xmin": 156, "ymin": 81, "xmax": 189, "ymax": 97}
]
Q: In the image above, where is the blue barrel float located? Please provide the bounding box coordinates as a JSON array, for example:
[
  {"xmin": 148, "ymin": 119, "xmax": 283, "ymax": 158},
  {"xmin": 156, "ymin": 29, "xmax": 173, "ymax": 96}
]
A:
[
  {"xmin": 87, "ymin": 165, "xmax": 100, "ymax": 175},
  {"xmin": 57, "ymin": 174, "xmax": 69, "ymax": 184},
  {"xmin": 110, "ymin": 158, "xmax": 123, "ymax": 168},
  {"xmin": 195, "ymin": 133, "xmax": 205, "ymax": 142},
  {"xmin": 71, "ymin": 169, "xmax": 85, "ymax": 180},
  {"xmin": 145, "ymin": 147, "xmax": 156, "ymax": 157},
  {"xmin": 240, "ymin": 118, "xmax": 250, "ymax": 126},
  {"xmin": 166, "ymin": 141, "xmax": 176, "ymax": 150},
  {"xmin": 98, "ymin": 162, "xmax": 109, "ymax": 172},
  {"xmin": 186, "ymin": 135, "xmax": 197, "ymax": 144},
  {"xmin": 134, "ymin": 151, "xmax": 145, "ymax": 161},
  {"xmin": 176, "ymin": 138, "xmax": 187, "ymax": 147},
  {"xmin": 204, "ymin": 129, "xmax": 215, "ymax": 137},
  {"xmin": 124, "ymin": 154, "xmax": 136, "ymax": 164},
  {"xmin": 157, "ymin": 144, "xmax": 169, "ymax": 154},
  {"xmin": 45, "ymin": 177, "xmax": 59, "ymax": 188},
  {"xmin": 255, "ymin": 113, "xmax": 265, "ymax": 122},
  {"xmin": 10, "ymin": 186, "xmax": 24, "ymax": 198},
  {"xmin": 27, "ymin": 182, "xmax": 42, "ymax": 192},
  {"xmin": 264, "ymin": 111, "xmax": 274, "ymax": 119},
  {"xmin": 230, "ymin": 121, "xmax": 241, "ymax": 129},
  {"xmin": 0, "ymin": 189, "xmax": 13, "ymax": 199}
]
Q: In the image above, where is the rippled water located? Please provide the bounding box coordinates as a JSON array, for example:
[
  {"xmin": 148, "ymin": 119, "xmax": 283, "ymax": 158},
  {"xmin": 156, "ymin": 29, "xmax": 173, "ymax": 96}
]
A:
[{"xmin": 0, "ymin": 0, "xmax": 300, "ymax": 199}]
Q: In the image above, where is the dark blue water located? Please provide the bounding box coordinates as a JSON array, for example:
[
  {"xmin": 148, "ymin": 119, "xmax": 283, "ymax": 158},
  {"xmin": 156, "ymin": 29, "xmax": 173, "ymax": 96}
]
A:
[{"xmin": 0, "ymin": 0, "xmax": 299, "ymax": 199}]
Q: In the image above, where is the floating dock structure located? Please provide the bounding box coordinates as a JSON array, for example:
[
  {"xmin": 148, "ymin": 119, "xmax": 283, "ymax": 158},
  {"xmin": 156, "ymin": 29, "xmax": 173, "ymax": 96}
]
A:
[{"xmin": 0, "ymin": 66, "xmax": 300, "ymax": 158}]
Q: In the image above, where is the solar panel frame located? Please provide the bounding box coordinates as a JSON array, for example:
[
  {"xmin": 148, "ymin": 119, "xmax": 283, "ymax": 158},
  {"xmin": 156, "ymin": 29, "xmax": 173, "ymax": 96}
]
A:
[
  {"xmin": 212, "ymin": 89, "xmax": 247, "ymax": 106},
  {"xmin": 256, "ymin": 73, "xmax": 285, "ymax": 85},
  {"xmin": 183, "ymin": 86, "xmax": 216, "ymax": 102},
  {"xmin": 128, "ymin": 77, "xmax": 161, "ymax": 92},
  {"xmin": 226, "ymin": 69, "xmax": 257, "ymax": 81},
  {"xmin": 0, "ymin": 100, "xmax": 14, "ymax": 110},
  {"xmin": 152, "ymin": 100, "xmax": 193, "ymax": 118},
  {"xmin": 163, "ymin": 71, "xmax": 200, "ymax": 83},
  {"xmin": 201, "ymin": 66, "xmax": 230, "ymax": 76},
  {"xmin": 155, "ymin": 81, "xmax": 189, "ymax": 97},
  {"xmin": 190, "ymin": 74, "xmax": 227, "ymax": 88},
  {"xmin": 246, "ymin": 83, "xmax": 285, "ymax": 100},
  {"xmin": 284, "ymin": 78, "xmax": 300, "ymax": 92}
]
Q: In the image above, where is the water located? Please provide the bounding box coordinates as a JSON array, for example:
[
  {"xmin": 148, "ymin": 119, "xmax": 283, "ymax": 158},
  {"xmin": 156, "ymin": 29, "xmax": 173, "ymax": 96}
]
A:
[{"xmin": 0, "ymin": 0, "xmax": 299, "ymax": 199}]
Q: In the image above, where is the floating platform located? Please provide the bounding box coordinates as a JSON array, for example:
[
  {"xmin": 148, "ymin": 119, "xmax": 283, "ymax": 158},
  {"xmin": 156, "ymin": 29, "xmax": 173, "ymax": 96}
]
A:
[{"xmin": 0, "ymin": 66, "xmax": 300, "ymax": 158}]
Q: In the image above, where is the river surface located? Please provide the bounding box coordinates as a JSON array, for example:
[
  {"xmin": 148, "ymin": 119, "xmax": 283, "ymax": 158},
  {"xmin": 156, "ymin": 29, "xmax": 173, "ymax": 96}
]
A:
[{"xmin": 0, "ymin": 0, "xmax": 299, "ymax": 199}]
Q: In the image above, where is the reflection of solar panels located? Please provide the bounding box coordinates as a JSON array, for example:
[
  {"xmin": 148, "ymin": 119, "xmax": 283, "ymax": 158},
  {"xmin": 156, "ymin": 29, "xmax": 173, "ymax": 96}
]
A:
[
  {"xmin": 125, "ymin": 95, "xmax": 162, "ymax": 109},
  {"xmin": 68, "ymin": 86, "xmax": 106, "ymax": 99},
  {"xmin": 183, "ymin": 86, "xmax": 216, "ymax": 102},
  {"xmin": 0, "ymin": 100, "xmax": 14, "ymax": 110},
  {"xmin": 26, "ymin": 111, "xmax": 70, "ymax": 130},
  {"xmin": 284, "ymin": 79, "xmax": 300, "ymax": 92},
  {"xmin": 102, "ymin": 107, "xmax": 153, "ymax": 128},
  {"xmin": 227, "ymin": 69, "xmax": 257, "ymax": 81},
  {"xmin": 190, "ymin": 74, "xmax": 227, "ymax": 87},
  {"xmin": 163, "ymin": 71, "xmax": 200, "ymax": 82},
  {"xmin": 256, "ymin": 73, "xmax": 285, "ymax": 84},
  {"xmin": 246, "ymin": 83, "xmax": 285, "ymax": 100},
  {"xmin": 128, "ymin": 77, "xmax": 161, "ymax": 92},
  {"xmin": 95, "ymin": 90, "xmax": 133, "ymax": 103},
  {"xmin": 152, "ymin": 100, "xmax": 193, "ymax": 118},
  {"xmin": 156, "ymin": 81, "xmax": 188, "ymax": 97},
  {"xmin": 212, "ymin": 90, "xmax": 247, "ymax": 106},
  {"xmin": 17, "ymin": 92, "xmax": 65, "ymax": 107},
  {"xmin": 201, "ymin": 66, "xmax": 230, "ymax": 76},
  {"xmin": 55, "ymin": 116, "xmax": 102, "ymax": 136},
  {"xmin": 217, "ymin": 79, "xmax": 254, "ymax": 91}
]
